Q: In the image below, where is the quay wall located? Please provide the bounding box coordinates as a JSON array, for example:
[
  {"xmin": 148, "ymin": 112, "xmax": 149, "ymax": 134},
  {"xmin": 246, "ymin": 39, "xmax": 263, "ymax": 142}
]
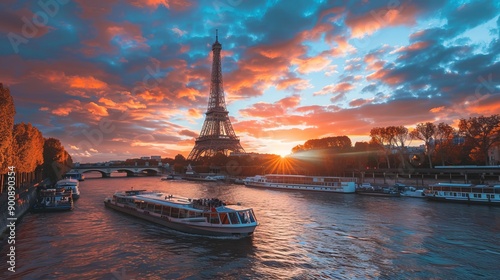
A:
[{"xmin": 0, "ymin": 185, "xmax": 38, "ymax": 238}]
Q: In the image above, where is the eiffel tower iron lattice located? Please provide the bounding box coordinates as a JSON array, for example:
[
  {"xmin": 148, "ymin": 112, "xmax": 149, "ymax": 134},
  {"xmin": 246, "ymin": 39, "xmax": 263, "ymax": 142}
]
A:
[{"xmin": 187, "ymin": 31, "xmax": 245, "ymax": 161}]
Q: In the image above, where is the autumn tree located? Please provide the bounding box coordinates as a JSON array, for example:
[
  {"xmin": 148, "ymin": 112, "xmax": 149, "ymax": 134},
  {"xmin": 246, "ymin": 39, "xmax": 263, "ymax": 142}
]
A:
[
  {"xmin": 12, "ymin": 123, "xmax": 44, "ymax": 187},
  {"xmin": 458, "ymin": 115, "xmax": 500, "ymax": 165},
  {"xmin": 433, "ymin": 123, "xmax": 457, "ymax": 165},
  {"xmin": 43, "ymin": 138, "xmax": 73, "ymax": 183},
  {"xmin": 0, "ymin": 83, "xmax": 15, "ymax": 193},
  {"xmin": 410, "ymin": 122, "xmax": 436, "ymax": 168}
]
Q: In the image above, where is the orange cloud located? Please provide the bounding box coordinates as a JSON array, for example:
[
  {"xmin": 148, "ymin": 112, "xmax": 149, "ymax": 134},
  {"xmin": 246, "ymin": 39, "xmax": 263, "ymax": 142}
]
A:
[
  {"xmin": 430, "ymin": 106, "xmax": 445, "ymax": 113},
  {"xmin": 346, "ymin": 4, "xmax": 419, "ymax": 38},
  {"xmin": 128, "ymin": 0, "xmax": 192, "ymax": 10},
  {"xmin": 84, "ymin": 102, "xmax": 109, "ymax": 117},
  {"xmin": 68, "ymin": 76, "xmax": 107, "ymax": 89},
  {"xmin": 314, "ymin": 82, "xmax": 354, "ymax": 96},
  {"xmin": 177, "ymin": 87, "xmax": 202, "ymax": 101},
  {"xmin": 275, "ymin": 77, "xmax": 311, "ymax": 91},
  {"xmin": 277, "ymin": 95, "xmax": 301, "ymax": 109},
  {"xmin": 366, "ymin": 68, "xmax": 405, "ymax": 85},
  {"xmin": 187, "ymin": 108, "xmax": 202, "ymax": 118},
  {"xmin": 292, "ymin": 55, "xmax": 332, "ymax": 74}
]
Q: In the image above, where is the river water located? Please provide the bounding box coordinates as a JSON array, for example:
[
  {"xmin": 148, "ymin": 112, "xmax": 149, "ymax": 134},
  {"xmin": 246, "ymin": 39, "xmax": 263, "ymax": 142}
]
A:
[{"xmin": 1, "ymin": 174, "xmax": 500, "ymax": 279}]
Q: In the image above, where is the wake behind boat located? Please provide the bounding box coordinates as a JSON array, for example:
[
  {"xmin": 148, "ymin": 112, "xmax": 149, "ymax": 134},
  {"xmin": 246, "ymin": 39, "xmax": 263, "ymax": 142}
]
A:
[
  {"xmin": 104, "ymin": 190, "xmax": 258, "ymax": 237},
  {"xmin": 243, "ymin": 174, "xmax": 356, "ymax": 193}
]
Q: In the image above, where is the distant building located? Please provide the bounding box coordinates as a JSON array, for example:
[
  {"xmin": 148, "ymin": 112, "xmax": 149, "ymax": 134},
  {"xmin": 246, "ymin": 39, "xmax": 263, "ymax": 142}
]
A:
[
  {"xmin": 140, "ymin": 156, "xmax": 151, "ymax": 160},
  {"xmin": 151, "ymin": 156, "xmax": 162, "ymax": 161}
]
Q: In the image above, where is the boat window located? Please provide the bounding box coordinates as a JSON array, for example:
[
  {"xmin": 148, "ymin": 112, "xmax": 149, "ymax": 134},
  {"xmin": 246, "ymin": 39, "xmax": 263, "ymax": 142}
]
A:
[
  {"xmin": 219, "ymin": 213, "xmax": 230, "ymax": 224},
  {"xmin": 228, "ymin": 212, "xmax": 240, "ymax": 224},
  {"xmin": 162, "ymin": 206, "xmax": 171, "ymax": 216},
  {"xmin": 170, "ymin": 207, "xmax": 179, "ymax": 218},
  {"xmin": 147, "ymin": 203, "xmax": 155, "ymax": 212},
  {"xmin": 210, "ymin": 213, "xmax": 220, "ymax": 224},
  {"xmin": 179, "ymin": 209, "xmax": 187, "ymax": 218},
  {"xmin": 188, "ymin": 211, "xmax": 201, "ymax": 218},
  {"xmin": 154, "ymin": 204, "xmax": 162, "ymax": 214},
  {"xmin": 238, "ymin": 211, "xmax": 251, "ymax": 224},
  {"xmin": 250, "ymin": 210, "xmax": 257, "ymax": 223}
]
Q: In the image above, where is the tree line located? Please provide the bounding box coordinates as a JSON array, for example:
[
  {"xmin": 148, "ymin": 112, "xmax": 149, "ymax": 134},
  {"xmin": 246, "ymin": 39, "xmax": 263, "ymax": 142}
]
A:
[
  {"xmin": 0, "ymin": 83, "xmax": 73, "ymax": 194},
  {"xmin": 172, "ymin": 115, "xmax": 500, "ymax": 177},
  {"xmin": 290, "ymin": 115, "xmax": 500, "ymax": 173}
]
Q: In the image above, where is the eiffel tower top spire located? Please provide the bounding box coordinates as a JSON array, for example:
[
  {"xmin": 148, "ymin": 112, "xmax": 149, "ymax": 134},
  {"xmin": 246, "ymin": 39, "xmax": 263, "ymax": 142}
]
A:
[{"xmin": 187, "ymin": 31, "xmax": 245, "ymax": 161}]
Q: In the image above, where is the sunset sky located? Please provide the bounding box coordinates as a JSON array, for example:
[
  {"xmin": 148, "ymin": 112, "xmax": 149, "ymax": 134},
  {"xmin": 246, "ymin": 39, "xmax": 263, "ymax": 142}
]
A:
[{"xmin": 1, "ymin": 0, "xmax": 499, "ymax": 163}]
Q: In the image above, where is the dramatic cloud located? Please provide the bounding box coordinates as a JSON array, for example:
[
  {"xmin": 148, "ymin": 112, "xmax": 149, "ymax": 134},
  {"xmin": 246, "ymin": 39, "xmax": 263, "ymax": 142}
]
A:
[{"xmin": 1, "ymin": 0, "xmax": 499, "ymax": 161}]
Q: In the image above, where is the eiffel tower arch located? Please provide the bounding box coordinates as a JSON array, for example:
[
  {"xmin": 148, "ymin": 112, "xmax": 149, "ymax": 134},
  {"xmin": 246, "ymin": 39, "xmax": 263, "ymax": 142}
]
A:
[{"xmin": 187, "ymin": 31, "xmax": 245, "ymax": 161}]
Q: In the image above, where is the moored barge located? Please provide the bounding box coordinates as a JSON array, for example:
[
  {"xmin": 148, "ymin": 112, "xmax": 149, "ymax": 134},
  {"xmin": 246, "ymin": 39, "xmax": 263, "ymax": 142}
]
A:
[
  {"xmin": 424, "ymin": 183, "xmax": 500, "ymax": 206},
  {"xmin": 244, "ymin": 174, "xmax": 356, "ymax": 193}
]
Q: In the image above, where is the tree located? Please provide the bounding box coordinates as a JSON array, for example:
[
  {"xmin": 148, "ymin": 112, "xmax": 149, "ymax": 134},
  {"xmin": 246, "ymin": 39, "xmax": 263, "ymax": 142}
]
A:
[
  {"xmin": 410, "ymin": 122, "xmax": 436, "ymax": 168},
  {"xmin": 43, "ymin": 138, "xmax": 73, "ymax": 183},
  {"xmin": 458, "ymin": 115, "xmax": 500, "ymax": 165},
  {"xmin": 387, "ymin": 126, "xmax": 410, "ymax": 169},
  {"xmin": 12, "ymin": 123, "xmax": 44, "ymax": 187},
  {"xmin": 370, "ymin": 127, "xmax": 393, "ymax": 168},
  {"xmin": 434, "ymin": 123, "xmax": 456, "ymax": 165},
  {"xmin": 0, "ymin": 83, "xmax": 15, "ymax": 193}
]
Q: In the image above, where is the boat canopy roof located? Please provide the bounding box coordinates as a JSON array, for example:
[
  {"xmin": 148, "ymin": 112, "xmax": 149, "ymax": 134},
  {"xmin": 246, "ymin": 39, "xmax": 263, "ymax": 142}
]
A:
[
  {"xmin": 114, "ymin": 191, "xmax": 252, "ymax": 211},
  {"xmin": 56, "ymin": 178, "xmax": 79, "ymax": 185}
]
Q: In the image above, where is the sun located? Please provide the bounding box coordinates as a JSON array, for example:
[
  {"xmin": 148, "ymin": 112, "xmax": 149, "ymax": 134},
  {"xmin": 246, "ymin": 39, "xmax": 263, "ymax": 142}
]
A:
[{"xmin": 278, "ymin": 152, "xmax": 289, "ymax": 158}]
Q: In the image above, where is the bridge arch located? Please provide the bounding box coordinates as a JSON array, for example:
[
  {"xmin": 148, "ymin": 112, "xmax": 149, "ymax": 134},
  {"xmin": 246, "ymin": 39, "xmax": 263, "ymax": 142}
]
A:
[{"xmin": 81, "ymin": 169, "xmax": 108, "ymax": 177}]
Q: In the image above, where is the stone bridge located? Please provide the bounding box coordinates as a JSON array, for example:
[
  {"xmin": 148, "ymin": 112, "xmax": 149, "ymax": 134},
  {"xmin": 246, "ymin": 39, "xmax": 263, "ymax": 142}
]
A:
[{"xmin": 70, "ymin": 165, "xmax": 163, "ymax": 178}]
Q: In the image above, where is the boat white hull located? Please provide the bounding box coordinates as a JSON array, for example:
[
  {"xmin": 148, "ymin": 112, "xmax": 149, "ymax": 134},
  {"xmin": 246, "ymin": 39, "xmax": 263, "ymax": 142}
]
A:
[
  {"xmin": 245, "ymin": 182, "xmax": 355, "ymax": 193},
  {"xmin": 426, "ymin": 195, "xmax": 500, "ymax": 206},
  {"xmin": 104, "ymin": 201, "xmax": 257, "ymax": 237}
]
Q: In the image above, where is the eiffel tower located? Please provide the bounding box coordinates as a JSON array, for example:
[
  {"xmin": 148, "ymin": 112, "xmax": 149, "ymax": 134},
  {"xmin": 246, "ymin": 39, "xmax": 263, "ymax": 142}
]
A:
[{"xmin": 187, "ymin": 31, "xmax": 245, "ymax": 161}]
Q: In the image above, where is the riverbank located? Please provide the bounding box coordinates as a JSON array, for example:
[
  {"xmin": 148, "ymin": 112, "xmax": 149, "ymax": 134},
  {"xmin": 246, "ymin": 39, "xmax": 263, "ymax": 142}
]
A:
[{"xmin": 0, "ymin": 184, "xmax": 39, "ymax": 239}]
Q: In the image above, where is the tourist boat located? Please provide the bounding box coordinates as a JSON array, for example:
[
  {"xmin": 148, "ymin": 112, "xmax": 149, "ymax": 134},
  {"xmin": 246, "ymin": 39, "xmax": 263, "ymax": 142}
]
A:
[
  {"xmin": 104, "ymin": 190, "xmax": 258, "ymax": 237},
  {"xmin": 243, "ymin": 174, "xmax": 356, "ymax": 193},
  {"xmin": 32, "ymin": 188, "xmax": 73, "ymax": 213},
  {"xmin": 355, "ymin": 183, "xmax": 400, "ymax": 197},
  {"xmin": 63, "ymin": 171, "xmax": 85, "ymax": 181},
  {"xmin": 424, "ymin": 183, "xmax": 500, "ymax": 206},
  {"xmin": 55, "ymin": 178, "xmax": 81, "ymax": 199}
]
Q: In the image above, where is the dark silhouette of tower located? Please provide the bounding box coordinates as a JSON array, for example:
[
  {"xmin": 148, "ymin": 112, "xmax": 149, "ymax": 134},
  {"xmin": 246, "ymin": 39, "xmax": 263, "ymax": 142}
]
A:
[{"xmin": 187, "ymin": 31, "xmax": 245, "ymax": 161}]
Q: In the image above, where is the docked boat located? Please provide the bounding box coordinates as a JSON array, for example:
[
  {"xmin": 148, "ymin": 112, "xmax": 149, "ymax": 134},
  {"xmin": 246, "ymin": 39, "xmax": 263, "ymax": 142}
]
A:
[
  {"xmin": 243, "ymin": 174, "xmax": 356, "ymax": 193},
  {"xmin": 425, "ymin": 183, "xmax": 500, "ymax": 206},
  {"xmin": 63, "ymin": 171, "xmax": 85, "ymax": 181},
  {"xmin": 356, "ymin": 183, "xmax": 400, "ymax": 197},
  {"xmin": 161, "ymin": 174, "xmax": 175, "ymax": 181},
  {"xmin": 55, "ymin": 178, "xmax": 81, "ymax": 199},
  {"xmin": 182, "ymin": 175, "xmax": 224, "ymax": 182},
  {"xmin": 104, "ymin": 190, "xmax": 258, "ymax": 237},
  {"xmin": 396, "ymin": 184, "xmax": 426, "ymax": 198},
  {"xmin": 32, "ymin": 188, "xmax": 73, "ymax": 213}
]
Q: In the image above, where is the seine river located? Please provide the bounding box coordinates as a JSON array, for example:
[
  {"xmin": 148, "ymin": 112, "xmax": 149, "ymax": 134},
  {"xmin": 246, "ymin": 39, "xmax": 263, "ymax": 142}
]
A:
[{"xmin": 1, "ymin": 174, "xmax": 500, "ymax": 279}]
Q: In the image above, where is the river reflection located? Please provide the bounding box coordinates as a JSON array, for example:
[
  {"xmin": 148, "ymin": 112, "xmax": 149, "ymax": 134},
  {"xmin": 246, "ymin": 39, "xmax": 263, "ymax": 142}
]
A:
[{"xmin": 1, "ymin": 176, "xmax": 500, "ymax": 279}]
